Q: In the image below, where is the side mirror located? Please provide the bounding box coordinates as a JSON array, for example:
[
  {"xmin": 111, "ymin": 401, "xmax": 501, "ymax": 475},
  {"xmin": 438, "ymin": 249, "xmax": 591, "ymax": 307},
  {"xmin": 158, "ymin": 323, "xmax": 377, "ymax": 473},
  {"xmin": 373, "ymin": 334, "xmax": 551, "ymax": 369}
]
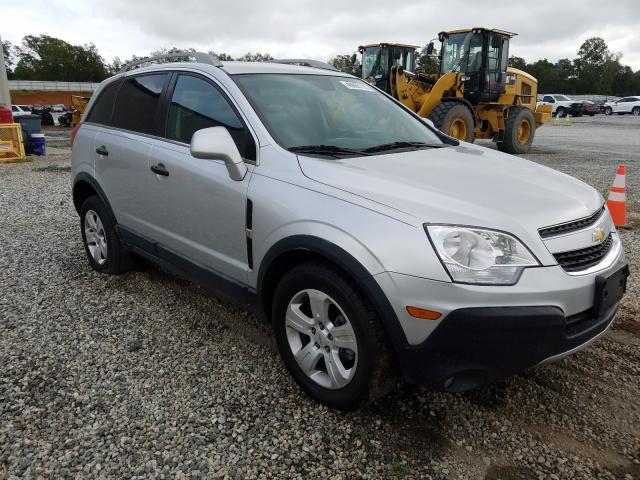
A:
[
  {"xmin": 426, "ymin": 42, "xmax": 435, "ymax": 55},
  {"xmin": 190, "ymin": 127, "xmax": 247, "ymax": 181},
  {"xmin": 491, "ymin": 36, "xmax": 502, "ymax": 49},
  {"xmin": 350, "ymin": 53, "xmax": 357, "ymax": 65}
]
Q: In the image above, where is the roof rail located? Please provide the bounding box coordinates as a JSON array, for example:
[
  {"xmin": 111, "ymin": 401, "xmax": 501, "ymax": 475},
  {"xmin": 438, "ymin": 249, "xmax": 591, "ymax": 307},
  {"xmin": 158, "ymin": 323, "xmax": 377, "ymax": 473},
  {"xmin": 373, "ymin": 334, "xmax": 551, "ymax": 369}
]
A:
[
  {"xmin": 118, "ymin": 51, "xmax": 222, "ymax": 73},
  {"xmin": 271, "ymin": 59, "xmax": 338, "ymax": 72}
]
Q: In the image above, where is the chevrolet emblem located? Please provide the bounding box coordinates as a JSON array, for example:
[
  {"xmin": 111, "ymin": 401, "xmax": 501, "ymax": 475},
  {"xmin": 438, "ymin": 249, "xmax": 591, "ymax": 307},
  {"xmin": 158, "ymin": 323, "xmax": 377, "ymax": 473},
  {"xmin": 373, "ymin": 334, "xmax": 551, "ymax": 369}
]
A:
[{"xmin": 592, "ymin": 227, "xmax": 606, "ymax": 243}]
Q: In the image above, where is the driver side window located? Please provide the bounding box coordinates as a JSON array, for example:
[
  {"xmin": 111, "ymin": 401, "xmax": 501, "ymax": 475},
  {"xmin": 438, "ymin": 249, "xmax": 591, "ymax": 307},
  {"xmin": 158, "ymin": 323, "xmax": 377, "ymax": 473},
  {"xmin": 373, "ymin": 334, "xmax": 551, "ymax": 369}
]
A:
[{"xmin": 165, "ymin": 74, "xmax": 255, "ymax": 160}]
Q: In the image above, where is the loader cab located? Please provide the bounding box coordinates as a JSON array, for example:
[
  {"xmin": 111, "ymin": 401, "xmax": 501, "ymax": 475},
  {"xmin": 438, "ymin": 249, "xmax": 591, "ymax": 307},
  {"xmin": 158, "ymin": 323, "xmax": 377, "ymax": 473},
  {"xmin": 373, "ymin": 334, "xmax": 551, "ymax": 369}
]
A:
[
  {"xmin": 359, "ymin": 43, "xmax": 417, "ymax": 93},
  {"xmin": 438, "ymin": 28, "xmax": 513, "ymax": 104}
]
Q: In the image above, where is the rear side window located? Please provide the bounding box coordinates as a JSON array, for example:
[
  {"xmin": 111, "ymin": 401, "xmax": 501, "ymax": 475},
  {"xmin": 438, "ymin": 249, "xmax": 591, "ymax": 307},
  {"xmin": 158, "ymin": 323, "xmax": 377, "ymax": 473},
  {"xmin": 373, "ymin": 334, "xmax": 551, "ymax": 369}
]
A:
[
  {"xmin": 165, "ymin": 74, "xmax": 255, "ymax": 159},
  {"xmin": 86, "ymin": 80, "xmax": 120, "ymax": 125},
  {"xmin": 112, "ymin": 74, "xmax": 168, "ymax": 135}
]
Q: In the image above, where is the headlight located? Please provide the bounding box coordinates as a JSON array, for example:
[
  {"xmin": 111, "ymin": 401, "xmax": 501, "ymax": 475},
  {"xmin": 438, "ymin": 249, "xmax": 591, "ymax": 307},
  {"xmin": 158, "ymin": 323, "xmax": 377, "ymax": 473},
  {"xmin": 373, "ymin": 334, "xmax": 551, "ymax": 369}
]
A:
[{"xmin": 425, "ymin": 225, "xmax": 539, "ymax": 285}]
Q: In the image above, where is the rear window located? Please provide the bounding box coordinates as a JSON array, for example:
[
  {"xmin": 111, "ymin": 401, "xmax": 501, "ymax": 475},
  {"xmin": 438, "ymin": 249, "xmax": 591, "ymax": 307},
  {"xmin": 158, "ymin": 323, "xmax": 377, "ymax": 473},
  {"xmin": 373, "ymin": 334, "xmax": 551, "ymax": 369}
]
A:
[
  {"xmin": 86, "ymin": 80, "xmax": 120, "ymax": 125},
  {"xmin": 112, "ymin": 74, "xmax": 168, "ymax": 135}
]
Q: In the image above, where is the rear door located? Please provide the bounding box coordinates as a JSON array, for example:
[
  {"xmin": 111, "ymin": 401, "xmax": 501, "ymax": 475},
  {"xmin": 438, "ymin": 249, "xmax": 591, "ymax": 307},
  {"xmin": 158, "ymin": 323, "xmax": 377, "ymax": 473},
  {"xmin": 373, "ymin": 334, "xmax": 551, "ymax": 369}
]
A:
[
  {"xmin": 93, "ymin": 73, "xmax": 170, "ymax": 234},
  {"xmin": 141, "ymin": 72, "xmax": 256, "ymax": 282}
]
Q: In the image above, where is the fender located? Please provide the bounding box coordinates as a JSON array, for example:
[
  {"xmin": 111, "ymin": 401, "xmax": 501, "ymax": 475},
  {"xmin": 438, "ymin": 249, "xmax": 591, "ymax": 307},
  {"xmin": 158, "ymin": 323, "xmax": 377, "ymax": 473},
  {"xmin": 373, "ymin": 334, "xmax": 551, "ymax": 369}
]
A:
[{"xmin": 257, "ymin": 235, "xmax": 409, "ymax": 350}]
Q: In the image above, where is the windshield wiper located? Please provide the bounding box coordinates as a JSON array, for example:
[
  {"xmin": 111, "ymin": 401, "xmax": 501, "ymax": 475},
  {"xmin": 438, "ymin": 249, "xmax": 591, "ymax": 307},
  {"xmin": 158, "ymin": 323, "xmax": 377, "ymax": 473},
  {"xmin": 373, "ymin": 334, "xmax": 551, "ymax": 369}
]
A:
[
  {"xmin": 362, "ymin": 141, "xmax": 448, "ymax": 153},
  {"xmin": 288, "ymin": 145, "xmax": 372, "ymax": 157}
]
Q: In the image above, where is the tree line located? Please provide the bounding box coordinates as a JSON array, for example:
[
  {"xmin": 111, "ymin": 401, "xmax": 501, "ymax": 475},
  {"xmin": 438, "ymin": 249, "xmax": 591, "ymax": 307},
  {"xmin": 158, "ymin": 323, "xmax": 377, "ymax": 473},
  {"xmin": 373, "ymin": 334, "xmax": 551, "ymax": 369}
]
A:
[
  {"xmin": 3, "ymin": 34, "xmax": 640, "ymax": 96},
  {"xmin": 2, "ymin": 35, "xmax": 273, "ymax": 82}
]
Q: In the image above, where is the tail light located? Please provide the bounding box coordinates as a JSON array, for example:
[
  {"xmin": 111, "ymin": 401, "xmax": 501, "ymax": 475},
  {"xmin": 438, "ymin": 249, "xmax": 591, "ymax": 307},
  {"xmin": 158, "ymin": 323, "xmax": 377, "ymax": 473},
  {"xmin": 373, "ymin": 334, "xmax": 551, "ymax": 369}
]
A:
[{"xmin": 70, "ymin": 124, "xmax": 81, "ymax": 148}]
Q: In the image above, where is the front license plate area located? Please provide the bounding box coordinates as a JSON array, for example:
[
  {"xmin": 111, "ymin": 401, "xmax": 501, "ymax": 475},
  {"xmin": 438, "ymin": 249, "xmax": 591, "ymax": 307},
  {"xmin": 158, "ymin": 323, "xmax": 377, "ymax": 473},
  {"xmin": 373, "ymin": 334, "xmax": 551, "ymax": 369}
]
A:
[{"xmin": 594, "ymin": 264, "xmax": 629, "ymax": 317}]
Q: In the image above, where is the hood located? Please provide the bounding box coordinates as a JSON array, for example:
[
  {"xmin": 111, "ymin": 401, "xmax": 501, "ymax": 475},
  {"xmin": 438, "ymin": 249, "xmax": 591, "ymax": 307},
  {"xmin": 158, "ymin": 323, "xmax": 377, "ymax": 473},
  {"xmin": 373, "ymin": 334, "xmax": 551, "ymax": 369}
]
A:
[{"xmin": 297, "ymin": 145, "xmax": 602, "ymax": 232}]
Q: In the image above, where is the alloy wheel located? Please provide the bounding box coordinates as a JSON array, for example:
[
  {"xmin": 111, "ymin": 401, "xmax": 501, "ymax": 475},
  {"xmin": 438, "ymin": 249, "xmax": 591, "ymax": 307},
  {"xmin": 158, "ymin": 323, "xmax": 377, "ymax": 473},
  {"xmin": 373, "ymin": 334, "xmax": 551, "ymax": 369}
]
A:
[
  {"xmin": 84, "ymin": 210, "xmax": 108, "ymax": 265},
  {"xmin": 285, "ymin": 289, "xmax": 358, "ymax": 389}
]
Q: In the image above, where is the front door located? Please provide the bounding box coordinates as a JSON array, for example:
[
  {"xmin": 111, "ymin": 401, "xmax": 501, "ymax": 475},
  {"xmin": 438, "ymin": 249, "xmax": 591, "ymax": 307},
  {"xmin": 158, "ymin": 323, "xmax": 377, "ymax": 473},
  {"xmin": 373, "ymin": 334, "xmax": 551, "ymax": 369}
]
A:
[{"xmin": 142, "ymin": 73, "xmax": 257, "ymax": 283}]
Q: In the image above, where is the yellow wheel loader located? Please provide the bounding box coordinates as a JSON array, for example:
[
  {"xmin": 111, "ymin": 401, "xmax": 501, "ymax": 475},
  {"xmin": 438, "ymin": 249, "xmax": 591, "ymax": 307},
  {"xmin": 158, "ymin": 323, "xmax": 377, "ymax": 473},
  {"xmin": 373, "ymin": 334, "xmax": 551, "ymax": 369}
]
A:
[{"xmin": 359, "ymin": 28, "xmax": 552, "ymax": 153}]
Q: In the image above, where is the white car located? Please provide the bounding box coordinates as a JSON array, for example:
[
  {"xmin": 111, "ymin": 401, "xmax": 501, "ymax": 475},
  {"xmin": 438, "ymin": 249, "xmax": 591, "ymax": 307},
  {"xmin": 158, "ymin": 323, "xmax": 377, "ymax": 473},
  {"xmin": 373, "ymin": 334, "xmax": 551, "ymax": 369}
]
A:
[
  {"xmin": 537, "ymin": 94, "xmax": 582, "ymax": 118},
  {"xmin": 11, "ymin": 105, "xmax": 32, "ymax": 117},
  {"xmin": 603, "ymin": 97, "xmax": 640, "ymax": 116}
]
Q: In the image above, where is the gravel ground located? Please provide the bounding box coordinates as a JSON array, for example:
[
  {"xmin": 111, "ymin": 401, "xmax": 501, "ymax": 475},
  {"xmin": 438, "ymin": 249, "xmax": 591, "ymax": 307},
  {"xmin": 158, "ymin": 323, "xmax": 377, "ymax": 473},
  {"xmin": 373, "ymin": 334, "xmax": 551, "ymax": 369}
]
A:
[{"xmin": 1, "ymin": 121, "xmax": 639, "ymax": 480}]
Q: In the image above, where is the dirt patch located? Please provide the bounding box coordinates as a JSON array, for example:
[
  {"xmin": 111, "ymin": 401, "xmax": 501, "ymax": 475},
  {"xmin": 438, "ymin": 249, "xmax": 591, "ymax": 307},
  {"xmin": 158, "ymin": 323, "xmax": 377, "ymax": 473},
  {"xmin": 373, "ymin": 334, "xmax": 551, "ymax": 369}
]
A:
[
  {"xmin": 613, "ymin": 306, "xmax": 640, "ymax": 336},
  {"xmin": 11, "ymin": 91, "xmax": 92, "ymax": 108}
]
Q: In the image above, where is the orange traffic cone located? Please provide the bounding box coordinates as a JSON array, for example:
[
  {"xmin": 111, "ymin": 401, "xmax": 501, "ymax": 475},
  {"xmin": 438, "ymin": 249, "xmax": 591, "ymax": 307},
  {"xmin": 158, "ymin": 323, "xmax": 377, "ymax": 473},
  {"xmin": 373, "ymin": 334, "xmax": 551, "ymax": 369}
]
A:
[{"xmin": 607, "ymin": 165, "xmax": 627, "ymax": 227}]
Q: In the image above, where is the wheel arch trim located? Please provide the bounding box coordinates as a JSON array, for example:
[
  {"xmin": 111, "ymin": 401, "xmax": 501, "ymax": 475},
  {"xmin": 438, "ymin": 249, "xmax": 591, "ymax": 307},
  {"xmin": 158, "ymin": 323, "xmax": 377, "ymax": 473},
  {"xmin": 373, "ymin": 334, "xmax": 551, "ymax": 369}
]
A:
[
  {"xmin": 72, "ymin": 172, "xmax": 115, "ymax": 219},
  {"xmin": 257, "ymin": 235, "xmax": 409, "ymax": 348}
]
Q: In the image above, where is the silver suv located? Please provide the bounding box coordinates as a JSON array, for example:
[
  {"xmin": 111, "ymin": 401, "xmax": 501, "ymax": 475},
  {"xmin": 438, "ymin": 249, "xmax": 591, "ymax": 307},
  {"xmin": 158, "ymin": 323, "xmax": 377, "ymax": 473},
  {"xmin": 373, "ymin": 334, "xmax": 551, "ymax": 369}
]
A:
[{"xmin": 71, "ymin": 52, "xmax": 628, "ymax": 410}]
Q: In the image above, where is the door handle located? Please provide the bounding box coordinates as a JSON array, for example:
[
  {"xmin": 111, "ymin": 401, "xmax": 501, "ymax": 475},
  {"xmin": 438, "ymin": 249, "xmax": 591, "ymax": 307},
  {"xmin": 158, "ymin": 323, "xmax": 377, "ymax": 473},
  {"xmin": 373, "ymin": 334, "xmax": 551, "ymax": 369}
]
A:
[
  {"xmin": 150, "ymin": 163, "xmax": 169, "ymax": 177},
  {"xmin": 95, "ymin": 145, "xmax": 109, "ymax": 156}
]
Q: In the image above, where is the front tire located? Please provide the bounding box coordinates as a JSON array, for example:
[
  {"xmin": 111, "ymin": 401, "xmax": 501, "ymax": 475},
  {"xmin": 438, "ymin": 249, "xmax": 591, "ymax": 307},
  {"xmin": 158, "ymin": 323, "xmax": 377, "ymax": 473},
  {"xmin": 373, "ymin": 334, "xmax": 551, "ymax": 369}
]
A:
[
  {"xmin": 80, "ymin": 195, "xmax": 135, "ymax": 274},
  {"xmin": 632, "ymin": 107, "xmax": 640, "ymax": 116},
  {"xmin": 604, "ymin": 107, "xmax": 612, "ymax": 115},
  {"xmin": 497, "ymin": 107, "xmax": 536, "ymax": 154},
  {"xmin": 428, "ymin": 102, "xmax": 475, "ymax": 142},
  {"xmin": 556, "ymin": 107, "xmax": 566, "ymax": 118},
  {"xmin": 272, "ymin": 262, "xmax": 395, "ymax": 410}
]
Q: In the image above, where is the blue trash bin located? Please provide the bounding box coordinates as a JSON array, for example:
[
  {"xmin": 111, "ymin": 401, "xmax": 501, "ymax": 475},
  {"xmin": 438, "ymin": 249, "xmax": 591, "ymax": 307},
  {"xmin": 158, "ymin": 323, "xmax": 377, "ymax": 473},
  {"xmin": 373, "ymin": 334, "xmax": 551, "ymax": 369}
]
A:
[
  {"xmin": 31, "ymin": 133, "xmax": 46, "ymax": 156},
  {"xmin": 15, "ymin": 114, "xmax": 42, "ymax": 136}
]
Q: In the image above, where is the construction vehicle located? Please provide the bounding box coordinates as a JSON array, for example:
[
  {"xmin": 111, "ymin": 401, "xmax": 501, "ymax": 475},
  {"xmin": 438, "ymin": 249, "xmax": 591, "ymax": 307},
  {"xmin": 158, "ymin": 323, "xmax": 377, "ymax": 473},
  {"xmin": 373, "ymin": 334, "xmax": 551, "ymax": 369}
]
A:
[
  {"xmin": 59, "ymin": 95, "xmax": 89, "ymax": 127},
  {"xmin": 359, "ymin": 28, "xmax": 552, "ymax": 153},
  {"xmin": 70, "ymin": 95, "xmax": 90, "ymax": 128},
  {"xmin": 60, "ymin": 95, "xmax": 90, "ymax": 127}
]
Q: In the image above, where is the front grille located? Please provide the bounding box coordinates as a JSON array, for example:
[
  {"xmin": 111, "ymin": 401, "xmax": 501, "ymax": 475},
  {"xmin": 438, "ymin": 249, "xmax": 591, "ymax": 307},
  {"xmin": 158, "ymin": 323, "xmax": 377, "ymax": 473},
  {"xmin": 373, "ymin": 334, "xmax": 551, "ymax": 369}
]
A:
[
  {"xmin": 539, "ymin": 206, "xmax": 605, "ymax": 238},
  {"xmin": 553, "ymin": 233, "xmax": 613, "ymax": 272}
]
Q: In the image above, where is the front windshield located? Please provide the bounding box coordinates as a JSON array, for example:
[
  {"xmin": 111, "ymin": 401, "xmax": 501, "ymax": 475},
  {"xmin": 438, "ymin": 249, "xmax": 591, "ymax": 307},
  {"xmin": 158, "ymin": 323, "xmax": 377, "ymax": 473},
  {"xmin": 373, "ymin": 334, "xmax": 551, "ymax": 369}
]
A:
[
  {"xmin": 441, "ymin": 32, "xmax": 484, "ymax": 73},
  {"xmin": 233, "ymin": 74, "xmax": 442, "ymax": 153}
]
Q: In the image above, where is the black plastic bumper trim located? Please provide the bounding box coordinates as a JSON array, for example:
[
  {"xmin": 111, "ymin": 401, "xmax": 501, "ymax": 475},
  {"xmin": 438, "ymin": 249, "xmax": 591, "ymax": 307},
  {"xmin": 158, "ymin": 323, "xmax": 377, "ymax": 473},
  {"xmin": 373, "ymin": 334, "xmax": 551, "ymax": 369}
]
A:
[{"xmin": 396, "ymin": 303, "xmax": 618, "ymax": 392}]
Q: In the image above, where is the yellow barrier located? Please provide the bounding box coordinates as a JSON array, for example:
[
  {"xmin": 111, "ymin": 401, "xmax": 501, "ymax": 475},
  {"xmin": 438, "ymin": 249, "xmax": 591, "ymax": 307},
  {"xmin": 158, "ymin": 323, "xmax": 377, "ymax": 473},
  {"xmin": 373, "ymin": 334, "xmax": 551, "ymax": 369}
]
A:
[{"xmin": 0, "ymin": 124, "xmax": 26, "ymax": 162}]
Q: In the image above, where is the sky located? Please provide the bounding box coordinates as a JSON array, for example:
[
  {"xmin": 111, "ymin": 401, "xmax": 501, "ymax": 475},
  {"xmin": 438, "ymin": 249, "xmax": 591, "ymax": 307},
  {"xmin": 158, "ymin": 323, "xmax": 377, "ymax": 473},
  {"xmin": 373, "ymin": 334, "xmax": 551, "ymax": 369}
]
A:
[{"xmin": 3, "ymin": 0, "xmax": 640, "ymax": 70}]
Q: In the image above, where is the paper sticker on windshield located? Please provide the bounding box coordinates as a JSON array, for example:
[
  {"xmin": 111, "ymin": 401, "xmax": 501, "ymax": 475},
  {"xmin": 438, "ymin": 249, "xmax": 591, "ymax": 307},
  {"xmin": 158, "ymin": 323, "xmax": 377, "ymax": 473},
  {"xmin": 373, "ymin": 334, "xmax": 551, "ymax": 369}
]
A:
[{"xmin": 340, "ymin": 80, "xmax": 374, "ymax": 92}]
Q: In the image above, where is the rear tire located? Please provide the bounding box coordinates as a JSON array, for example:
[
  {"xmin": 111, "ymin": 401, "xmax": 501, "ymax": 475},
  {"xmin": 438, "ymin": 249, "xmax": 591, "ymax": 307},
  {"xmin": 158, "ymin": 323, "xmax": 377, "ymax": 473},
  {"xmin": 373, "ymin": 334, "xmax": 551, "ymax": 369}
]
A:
[
  {"xmin": 556, "ymin": 107, "xmax": 566, "ymax": 118},
  {"xmin": 428, "ymin": 102, "xmax": 475, "ymax": 143},
  {"xmin": 497, "ymin": 107, "xmax": 536, "ymax": 155},
  {"xmin": 632, "ymin": 107, "xmax": 640, "ymax": 116},
  {"xmin": 80, "ymin": 195, "xmax": 135, "ymax": 274},
  {"xmin": 272, "ymin": 261, "xmax": 396, "ymax": 410}
]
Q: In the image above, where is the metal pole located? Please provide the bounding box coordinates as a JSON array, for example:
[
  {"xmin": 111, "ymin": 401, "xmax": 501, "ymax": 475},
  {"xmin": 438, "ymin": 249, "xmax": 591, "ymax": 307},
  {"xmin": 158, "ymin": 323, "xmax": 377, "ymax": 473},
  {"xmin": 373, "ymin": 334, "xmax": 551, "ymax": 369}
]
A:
[{"xmin": 0, "ymin": 34, "xmax": 12, "ymax": 109}]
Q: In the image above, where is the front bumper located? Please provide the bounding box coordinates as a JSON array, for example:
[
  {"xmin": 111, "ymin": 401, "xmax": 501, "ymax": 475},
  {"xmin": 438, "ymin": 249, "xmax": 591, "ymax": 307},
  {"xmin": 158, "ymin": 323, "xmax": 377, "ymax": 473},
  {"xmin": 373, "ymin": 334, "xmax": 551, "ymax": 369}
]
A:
[
  {"xmin": 374, "ymin": 240, "xmax": 627, "ymax": 392},
  {"xmin": 396, "ymin": 302, "xmax": 619, "ymax": 392}
]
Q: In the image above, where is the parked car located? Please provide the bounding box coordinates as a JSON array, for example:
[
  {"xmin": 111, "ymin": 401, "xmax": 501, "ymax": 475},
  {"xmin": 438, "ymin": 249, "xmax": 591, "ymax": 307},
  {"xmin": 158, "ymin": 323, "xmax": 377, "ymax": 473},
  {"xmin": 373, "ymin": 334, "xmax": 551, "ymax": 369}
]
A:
[
  {"xmin": 581, "ymin": 101, "xmax": 598, "ymax": 116},
  {"xmin": 537, "ymin": 94, "xmax": 583, "ymax": 118},
  {"xmin": 11, "ymin": 105, "xmax": 32, "ymax": 117},
  {"xmin": 30, "ymin": 105, "xmax": 55, "ymax": 126},
  {"xmin": 51, "ymin": 104, "xmax": 67, "ymax": 112},
  {"xmin": 603, "ymin": 96, "xmax": 640, "ymax": 116},
  {"xmin": 72, "ymin": 53, "xmax": 628, "ymax": 409},
  {"xmin": 589, "ymin": 99, "xmax": 608, "ymax": 113}
]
